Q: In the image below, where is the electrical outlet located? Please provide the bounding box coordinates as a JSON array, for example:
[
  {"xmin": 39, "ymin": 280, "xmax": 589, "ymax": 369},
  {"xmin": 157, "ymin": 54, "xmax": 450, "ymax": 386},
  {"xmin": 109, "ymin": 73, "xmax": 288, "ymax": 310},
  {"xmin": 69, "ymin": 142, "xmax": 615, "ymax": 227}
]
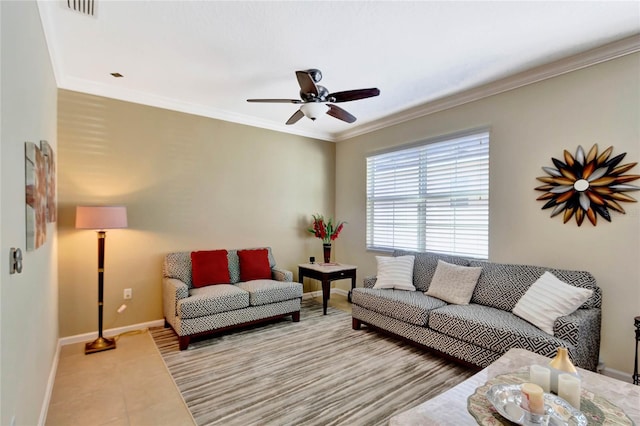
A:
[{"xmin": 123, "ymin": 288, "xmax": 132, "ymax": 299}]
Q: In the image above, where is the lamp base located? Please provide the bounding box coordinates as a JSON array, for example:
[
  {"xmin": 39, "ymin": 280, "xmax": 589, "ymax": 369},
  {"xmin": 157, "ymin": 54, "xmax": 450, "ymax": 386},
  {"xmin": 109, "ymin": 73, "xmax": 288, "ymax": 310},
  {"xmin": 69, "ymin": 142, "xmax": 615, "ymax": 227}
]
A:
[{"xmin": 85, "ymin": 336, "xmax": 116, "ymax": 354}]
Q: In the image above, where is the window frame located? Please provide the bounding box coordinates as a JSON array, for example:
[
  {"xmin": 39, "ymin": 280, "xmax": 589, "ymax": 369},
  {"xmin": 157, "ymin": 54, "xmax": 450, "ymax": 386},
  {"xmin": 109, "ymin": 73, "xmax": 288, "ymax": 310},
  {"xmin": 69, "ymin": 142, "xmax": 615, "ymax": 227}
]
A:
[{"xmin": 365, "ymin": 128, "xmax": 490, "ymax": 259}]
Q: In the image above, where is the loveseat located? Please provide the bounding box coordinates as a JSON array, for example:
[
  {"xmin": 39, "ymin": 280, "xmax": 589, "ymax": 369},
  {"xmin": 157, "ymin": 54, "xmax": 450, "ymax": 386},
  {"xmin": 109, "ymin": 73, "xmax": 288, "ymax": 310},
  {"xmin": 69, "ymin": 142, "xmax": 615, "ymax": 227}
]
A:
[
  {"xmin": 162, "ymin": 247, "xmax": 302, "ymax": 350},
  {"xmin": 351, "ymin": 250, "xmax": 601, "ymax": 371}
]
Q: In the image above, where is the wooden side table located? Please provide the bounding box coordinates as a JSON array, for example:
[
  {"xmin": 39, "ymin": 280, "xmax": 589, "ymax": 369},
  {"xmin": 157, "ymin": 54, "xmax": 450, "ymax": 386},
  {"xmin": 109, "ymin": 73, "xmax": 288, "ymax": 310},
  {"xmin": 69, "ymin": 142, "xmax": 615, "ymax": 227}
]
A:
[{"xmin": 298, "ymin": 263, "xmax": 357, "ymax": 315}]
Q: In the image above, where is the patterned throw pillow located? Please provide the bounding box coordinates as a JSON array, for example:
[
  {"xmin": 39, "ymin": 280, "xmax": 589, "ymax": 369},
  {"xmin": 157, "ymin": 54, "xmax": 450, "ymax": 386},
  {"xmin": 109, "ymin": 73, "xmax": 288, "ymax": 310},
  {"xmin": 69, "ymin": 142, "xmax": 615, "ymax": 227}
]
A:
[
  {"xmin": 513, "ymin": 271, "xmax": 593, "ymax": 335},
  {"xmin": 190, "ymin": 250, "xmax": 230, "ymax": 288},
  {"xmin": 238, "ymin": 248, "xmax": 272, "ymax": 281},
  {"xmin": 393, "ymin": 250, "xmax": 470, "ymax": 292},
  {"xmin": 373, "ymin": 255, "xmax": 416, "ymax": 291},
  {"xmin": 425, "ymin": 260, "xmax": 482, "ymax": 305}
]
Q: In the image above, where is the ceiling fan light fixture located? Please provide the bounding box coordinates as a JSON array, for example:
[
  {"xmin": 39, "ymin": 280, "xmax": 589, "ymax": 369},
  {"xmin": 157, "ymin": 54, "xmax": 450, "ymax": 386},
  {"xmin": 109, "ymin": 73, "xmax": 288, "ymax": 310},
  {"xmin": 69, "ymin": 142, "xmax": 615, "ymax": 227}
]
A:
[
  {"xmin": 247, "ymin": 69, "xmax": 379, "ymax": 124},
  {"xmin": 300, "ymin": 102, "xmax": 328, "ymax": 120}
]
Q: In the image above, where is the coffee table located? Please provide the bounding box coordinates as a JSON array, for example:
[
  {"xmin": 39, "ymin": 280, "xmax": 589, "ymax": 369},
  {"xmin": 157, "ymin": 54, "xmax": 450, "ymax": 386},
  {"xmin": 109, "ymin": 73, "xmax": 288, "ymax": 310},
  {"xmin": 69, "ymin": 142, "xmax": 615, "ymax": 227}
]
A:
[
  {"xmin": 390, "ymin": 348, "xmax": 640, "ymax": 425},
  {"xmin": 298, "ymin": 263, "xmax": 356, "ymax": 315}
]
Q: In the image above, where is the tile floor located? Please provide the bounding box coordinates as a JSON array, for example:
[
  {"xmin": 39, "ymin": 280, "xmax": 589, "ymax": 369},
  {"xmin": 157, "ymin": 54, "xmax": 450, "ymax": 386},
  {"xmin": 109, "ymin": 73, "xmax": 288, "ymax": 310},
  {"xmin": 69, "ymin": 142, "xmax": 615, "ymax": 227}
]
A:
[{"xmin": 45, "ymin": 293, "xmax": 351, "ymax": 426}]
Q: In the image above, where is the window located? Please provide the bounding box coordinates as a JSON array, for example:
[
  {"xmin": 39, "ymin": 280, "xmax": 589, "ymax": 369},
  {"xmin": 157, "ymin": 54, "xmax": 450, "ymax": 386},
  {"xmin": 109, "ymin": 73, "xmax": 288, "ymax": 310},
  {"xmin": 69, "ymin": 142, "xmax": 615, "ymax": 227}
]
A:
[{"xmin": 366, "ymin": 130, "xmax": 489, "ymax": 259}]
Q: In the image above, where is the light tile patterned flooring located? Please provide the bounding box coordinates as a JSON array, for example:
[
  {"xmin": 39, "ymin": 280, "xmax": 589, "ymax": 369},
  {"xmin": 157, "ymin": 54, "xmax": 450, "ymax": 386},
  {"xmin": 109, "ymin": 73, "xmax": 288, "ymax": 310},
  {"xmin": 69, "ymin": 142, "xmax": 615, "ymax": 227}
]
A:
[{"xmin": 46, "ymin": 293, "xmax": 351, "ymax": 426}]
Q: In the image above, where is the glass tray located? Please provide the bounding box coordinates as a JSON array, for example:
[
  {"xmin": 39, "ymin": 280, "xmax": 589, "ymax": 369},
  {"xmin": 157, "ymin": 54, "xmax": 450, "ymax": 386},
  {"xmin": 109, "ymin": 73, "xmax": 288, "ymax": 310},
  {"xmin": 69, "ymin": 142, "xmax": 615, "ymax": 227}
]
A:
[{"xmin": 486, "ymin": 384, "xmax": 586, "ymax": 426}]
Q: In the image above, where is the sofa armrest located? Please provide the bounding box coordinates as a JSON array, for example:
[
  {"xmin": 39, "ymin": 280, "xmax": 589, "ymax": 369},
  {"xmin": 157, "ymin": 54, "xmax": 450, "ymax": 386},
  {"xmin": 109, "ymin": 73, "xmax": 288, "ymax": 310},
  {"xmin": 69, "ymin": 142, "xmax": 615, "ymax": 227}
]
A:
[
  {"xmin": 364, "ymin": 276, "xmax": 377, "ymax": 288},
  {"xmin": 162, "ymin": 278, "xmax": 189, "ymax": 323},
  {"xmin": 554, "ymin": 308, "xmax": 601, "ymax": 371},
  {"xmin": 272, "ymin": 267, "xmax": 293, "ymax": 282}
]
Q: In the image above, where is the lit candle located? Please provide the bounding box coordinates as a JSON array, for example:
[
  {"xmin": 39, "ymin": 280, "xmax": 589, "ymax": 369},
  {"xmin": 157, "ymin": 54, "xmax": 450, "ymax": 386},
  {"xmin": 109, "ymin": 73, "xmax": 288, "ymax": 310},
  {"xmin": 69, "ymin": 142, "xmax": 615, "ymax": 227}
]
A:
[
  {"xmin": 521, "ymin": 382, "xmax": 545, "ymax": 414},
  {"xmin": 530, "ymin": 365, "xmax": 551, "ymax": 393},
  {"xmin": 558, "ymin": 374, "xmax": 581, "ymax": 409}
]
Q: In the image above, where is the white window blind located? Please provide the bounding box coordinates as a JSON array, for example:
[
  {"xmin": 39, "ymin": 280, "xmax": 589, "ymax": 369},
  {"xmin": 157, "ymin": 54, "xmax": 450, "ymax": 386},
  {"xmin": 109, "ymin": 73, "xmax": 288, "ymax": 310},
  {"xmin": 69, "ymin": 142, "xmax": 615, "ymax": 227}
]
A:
[{"xmin": 366, "ymin": 131, "xmax": 489, "ymax": 258}]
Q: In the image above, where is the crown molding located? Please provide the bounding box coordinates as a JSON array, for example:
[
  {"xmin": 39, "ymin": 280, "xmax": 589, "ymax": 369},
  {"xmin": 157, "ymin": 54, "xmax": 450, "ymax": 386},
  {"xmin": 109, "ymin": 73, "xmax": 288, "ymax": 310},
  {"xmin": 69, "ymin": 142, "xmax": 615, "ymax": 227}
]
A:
[
  {"xmin": 57, "ymin": 76, "xmax": 335, "ymax": 141},
  {"xmin": 333, "ymin": 34, "xmax": 640, "ymax": 142},
  {"xmin": 49, "ymin": 28, "xmax": 639, "ymax": 144},
  {"xmin": 37, "ymin": 1, "xmax": 340, "ymax": 141}
]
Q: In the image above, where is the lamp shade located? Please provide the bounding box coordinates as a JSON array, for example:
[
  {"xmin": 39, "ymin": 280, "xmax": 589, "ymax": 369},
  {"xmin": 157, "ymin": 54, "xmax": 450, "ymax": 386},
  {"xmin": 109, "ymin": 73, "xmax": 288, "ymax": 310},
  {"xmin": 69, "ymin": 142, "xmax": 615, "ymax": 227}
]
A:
[{"xmin": 75, "ymin": 206, "xmax": 128, "ymax": 230}]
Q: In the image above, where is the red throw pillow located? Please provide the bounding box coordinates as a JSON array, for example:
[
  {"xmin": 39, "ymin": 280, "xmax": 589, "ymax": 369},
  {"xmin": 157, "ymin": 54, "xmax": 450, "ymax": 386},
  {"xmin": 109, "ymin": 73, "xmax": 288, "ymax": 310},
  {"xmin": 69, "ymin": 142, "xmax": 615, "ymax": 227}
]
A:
[
  {"xmin": 191, "ymin": 250, "xmax": 230, "ymax": 288},
  {"xmin": 238, "ymin": 249, "xmax": 271, "ymax": 281}
]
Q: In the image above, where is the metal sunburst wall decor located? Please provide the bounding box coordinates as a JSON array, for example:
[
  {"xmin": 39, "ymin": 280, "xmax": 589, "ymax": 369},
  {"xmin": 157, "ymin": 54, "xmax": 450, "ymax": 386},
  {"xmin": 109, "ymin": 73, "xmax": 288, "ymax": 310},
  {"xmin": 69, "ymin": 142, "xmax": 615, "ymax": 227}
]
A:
[{"xmin": 535, "ymin": 144, "xmax": 639, "ymax": 226}]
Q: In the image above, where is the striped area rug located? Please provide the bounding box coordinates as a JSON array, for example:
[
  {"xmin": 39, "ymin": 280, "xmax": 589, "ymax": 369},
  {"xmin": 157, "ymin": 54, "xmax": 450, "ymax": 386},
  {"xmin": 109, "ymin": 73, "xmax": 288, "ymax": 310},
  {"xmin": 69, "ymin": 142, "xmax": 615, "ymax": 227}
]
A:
[{"xmin": 150, "ymin": 300, "xmax": 474, "ymax": 426}]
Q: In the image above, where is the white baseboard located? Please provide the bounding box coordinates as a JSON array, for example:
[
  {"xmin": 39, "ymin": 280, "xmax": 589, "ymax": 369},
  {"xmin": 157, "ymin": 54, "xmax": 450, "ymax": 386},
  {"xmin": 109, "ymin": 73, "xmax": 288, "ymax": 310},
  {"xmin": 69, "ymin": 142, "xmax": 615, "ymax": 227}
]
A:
[
  {"xmin": 38, "ymin": 340, "xmax": 61, "ymax": 426},
  {"xmin": 601, "ymin": 366, "xmax": 633, "ymax": 383},
  {"xmin": 58, "ymin": 319, "xmax": 165, "ymax": 346}
]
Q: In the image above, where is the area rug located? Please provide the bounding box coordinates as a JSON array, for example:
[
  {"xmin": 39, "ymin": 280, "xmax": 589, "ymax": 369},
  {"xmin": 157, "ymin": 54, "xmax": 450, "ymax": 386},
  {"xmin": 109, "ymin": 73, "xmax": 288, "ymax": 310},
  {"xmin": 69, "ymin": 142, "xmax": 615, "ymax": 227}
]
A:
[{"xmin": 150, "ymin": 300, "xmax": 474, "ymax": 426}]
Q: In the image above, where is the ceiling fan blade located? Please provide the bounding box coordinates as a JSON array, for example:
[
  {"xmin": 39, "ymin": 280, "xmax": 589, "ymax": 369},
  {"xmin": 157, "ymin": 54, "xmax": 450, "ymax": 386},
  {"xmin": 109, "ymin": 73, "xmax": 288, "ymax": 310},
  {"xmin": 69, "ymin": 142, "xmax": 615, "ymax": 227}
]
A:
[
  {"xmin": 286, "ymin": 109, "xmax": 305, "ymax": 125},
  {"xmin": 328, "ymin": 88, "xmax": 380, "ymax": 103},
  {"xmin": 327, "ymin": 104, "xmax": 356, "ymax": 123},
  {"xmin": 296, "ymin": 71, "xmax": 319, "ymax": 97},
  {"xmin": 247, "ymin": 99, "xmax": 302, "ymax": 104}
]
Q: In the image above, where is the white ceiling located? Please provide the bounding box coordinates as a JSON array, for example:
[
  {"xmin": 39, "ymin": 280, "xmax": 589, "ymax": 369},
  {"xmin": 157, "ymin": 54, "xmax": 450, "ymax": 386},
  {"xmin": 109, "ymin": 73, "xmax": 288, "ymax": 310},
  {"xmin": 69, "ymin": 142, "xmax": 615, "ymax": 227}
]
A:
[{"xmin": 37, "ymin": 1, "xmax": 640, "ymax": 142}]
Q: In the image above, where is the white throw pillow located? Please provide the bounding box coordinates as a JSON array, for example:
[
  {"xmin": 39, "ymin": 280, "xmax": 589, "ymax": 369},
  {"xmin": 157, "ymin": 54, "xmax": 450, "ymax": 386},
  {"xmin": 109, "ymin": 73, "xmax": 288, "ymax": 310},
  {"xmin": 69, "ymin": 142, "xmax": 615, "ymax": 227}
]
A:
[
  {"xmin": 513, "ymin": 271, "xmax": 593, "ymax": 335},
  {"xmin": 425, "ymin": 260, "xmax": 482, "ymax": 305},
  {"xmin": 373, "ymin": 255, "xmax": 416, "ymax": 291}
]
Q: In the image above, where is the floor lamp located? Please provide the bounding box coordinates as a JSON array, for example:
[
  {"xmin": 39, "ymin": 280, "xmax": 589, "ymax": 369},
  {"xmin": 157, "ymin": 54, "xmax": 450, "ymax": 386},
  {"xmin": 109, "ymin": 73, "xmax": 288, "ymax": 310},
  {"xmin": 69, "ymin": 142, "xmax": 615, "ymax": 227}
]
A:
[{"xmin": 76, "ymin": 205, "xmax": 128, "ymax": 354}]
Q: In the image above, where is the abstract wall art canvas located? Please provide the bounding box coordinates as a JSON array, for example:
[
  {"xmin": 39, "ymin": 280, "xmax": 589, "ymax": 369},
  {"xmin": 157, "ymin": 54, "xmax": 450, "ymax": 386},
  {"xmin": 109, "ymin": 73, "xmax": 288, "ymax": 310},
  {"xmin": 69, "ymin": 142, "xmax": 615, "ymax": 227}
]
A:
[
  {"xmin": 40, "ymin": 140, "xmax": 57, "ymax": 223},
  {"xmin": 25, "ymin": 142, "xmax": 47, "ymax": 250}
]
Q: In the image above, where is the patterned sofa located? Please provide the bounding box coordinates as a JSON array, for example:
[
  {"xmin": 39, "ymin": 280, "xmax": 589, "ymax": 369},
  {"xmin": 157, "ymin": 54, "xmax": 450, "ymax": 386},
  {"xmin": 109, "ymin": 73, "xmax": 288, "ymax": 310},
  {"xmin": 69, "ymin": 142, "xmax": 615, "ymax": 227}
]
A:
[
  {"xmin": 162, "ymin": 247, "xmax": 302, "ymax": 350},
  {"xmin": 351, "ymin": 250, "xmax": 602, "ymax": 371}
]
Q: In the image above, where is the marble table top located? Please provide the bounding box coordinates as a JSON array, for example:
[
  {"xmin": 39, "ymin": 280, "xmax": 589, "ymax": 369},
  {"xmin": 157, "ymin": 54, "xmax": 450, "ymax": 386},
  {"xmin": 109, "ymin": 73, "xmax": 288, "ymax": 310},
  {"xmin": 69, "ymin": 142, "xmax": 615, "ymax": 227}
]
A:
[
  {"xmin": 390, "ymin": 348, "xmax": 640, "ymax": 425},
  {"xmin": 297, "ymin": 262, "xmax": 357, "ymax": 273}
]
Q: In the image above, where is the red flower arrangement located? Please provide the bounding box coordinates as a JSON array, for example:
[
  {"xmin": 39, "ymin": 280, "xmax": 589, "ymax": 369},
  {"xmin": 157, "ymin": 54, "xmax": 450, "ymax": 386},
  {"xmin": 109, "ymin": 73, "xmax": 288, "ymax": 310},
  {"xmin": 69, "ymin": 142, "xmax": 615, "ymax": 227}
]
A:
[{"xmin": 308, "ymin": 214, "xmax": 346, "ymax": 243}]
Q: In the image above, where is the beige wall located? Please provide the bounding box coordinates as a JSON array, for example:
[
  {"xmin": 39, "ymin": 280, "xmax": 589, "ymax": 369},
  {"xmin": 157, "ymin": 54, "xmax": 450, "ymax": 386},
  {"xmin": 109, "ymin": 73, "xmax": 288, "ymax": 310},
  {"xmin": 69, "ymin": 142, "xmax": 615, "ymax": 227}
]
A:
[
  {"xmin": 56, "ymin": 43, "xmax": 638, "ymax": 374},
  {"xmin": 336, "ymin": 53, "xmax": 640, "ymax": 374},
  {"xmin": 0, "ymin": 1, "xmax": 59, "ymax": 424},
  {"xmin": 57, "ymin": 90, "xmax": 335, "ymax": 337}
]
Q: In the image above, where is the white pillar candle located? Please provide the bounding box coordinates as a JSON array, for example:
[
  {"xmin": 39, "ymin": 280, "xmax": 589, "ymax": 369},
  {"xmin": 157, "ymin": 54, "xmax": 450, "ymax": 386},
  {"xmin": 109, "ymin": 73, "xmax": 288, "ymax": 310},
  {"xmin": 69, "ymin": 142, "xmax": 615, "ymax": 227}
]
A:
[
  {"xmin": 558, "ymin": 373, "xmax": 581, "ymax": 409},
  {"xmin": 530, "ymin": 365, "xmax": 551, "ymax": 393}
]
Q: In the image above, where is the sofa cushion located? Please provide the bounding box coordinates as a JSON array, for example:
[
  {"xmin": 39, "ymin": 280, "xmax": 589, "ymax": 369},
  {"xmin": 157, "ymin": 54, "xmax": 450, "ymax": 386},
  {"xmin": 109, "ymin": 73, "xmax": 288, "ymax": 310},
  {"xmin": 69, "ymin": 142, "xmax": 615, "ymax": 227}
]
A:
[
  {"xmin": 428, "ymin": 304, "xmax": 568, "ymax": 357},
  {"xmin": 227, "ymin": 248, "xmax": 276, "ymax": 283},
  {"xmin": 191, "ymin": 250, "xmax": 230, "ymax": 288},
  {"xmin": 393, "ymin": 250, "xmax": 470, "ymax": 292},
  {"xmin": 178, "ymin": 284, "xmax": 250, "ymax": 319},
  {"xmin": 546, "ymin": 269, "xmax": 600, "ymax": 309},
  {"xmin": 425, "ymin": 260, "xmax": 482, "ymax": 305},
  {"xmin": 373, "ymin": 255, "xmax": 416, "ymax": 291},
  {"xmin": 468, "ymin": 261, "xmax": 543, "ymax": 311},
  {"xmin": 177, "ymin": 299, "xmax": 301, "ymax": 338},
  {"xmin": 238, "ymin": 248, "xmax": 272, "ymax": 281},
  {"xmin": 163, "ymin": 252, "xmax": 192, "ymax": 286},
  {"xmin": 469, "ymin": 260, "xmax": 601, "ymax": 312},
  {"xmin": 236, "ymin": 280, "xmax": 303, "ymax": 306},
  {"xmin": 513, "ymin": 271, "xmax": 593, "ymax": 335},
  {"xmin": 352, "ymin": 288, "xmax": 447, "ymax": 326}
]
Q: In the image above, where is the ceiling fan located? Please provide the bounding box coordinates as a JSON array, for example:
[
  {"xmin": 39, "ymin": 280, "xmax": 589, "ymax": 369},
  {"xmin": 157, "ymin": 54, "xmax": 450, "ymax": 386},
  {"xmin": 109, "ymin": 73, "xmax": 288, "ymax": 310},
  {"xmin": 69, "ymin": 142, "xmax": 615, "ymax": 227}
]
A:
[{"xmin": 247, "ymin": 69, "xmax": 380, "ymax": 125}]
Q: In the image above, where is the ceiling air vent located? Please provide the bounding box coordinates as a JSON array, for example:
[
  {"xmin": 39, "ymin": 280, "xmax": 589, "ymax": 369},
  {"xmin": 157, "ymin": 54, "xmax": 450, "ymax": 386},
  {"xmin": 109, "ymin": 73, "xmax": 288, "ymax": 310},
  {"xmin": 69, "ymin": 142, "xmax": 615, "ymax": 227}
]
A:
[{"xmin": 64, "ymin": 0, "xmax": 96, "ymax": 17}]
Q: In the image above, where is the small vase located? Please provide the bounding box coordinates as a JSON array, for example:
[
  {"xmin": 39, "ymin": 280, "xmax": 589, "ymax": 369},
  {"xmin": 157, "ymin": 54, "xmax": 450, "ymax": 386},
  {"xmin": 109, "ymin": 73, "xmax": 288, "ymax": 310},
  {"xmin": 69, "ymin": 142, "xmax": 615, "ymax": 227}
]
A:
[
  {"xmin": 323, "ymin": 243, "xmax": 331, "ymax": 263},
  {"xmin": 548, "ymin": 347, "xmax": 579, "ymax": 394}
]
